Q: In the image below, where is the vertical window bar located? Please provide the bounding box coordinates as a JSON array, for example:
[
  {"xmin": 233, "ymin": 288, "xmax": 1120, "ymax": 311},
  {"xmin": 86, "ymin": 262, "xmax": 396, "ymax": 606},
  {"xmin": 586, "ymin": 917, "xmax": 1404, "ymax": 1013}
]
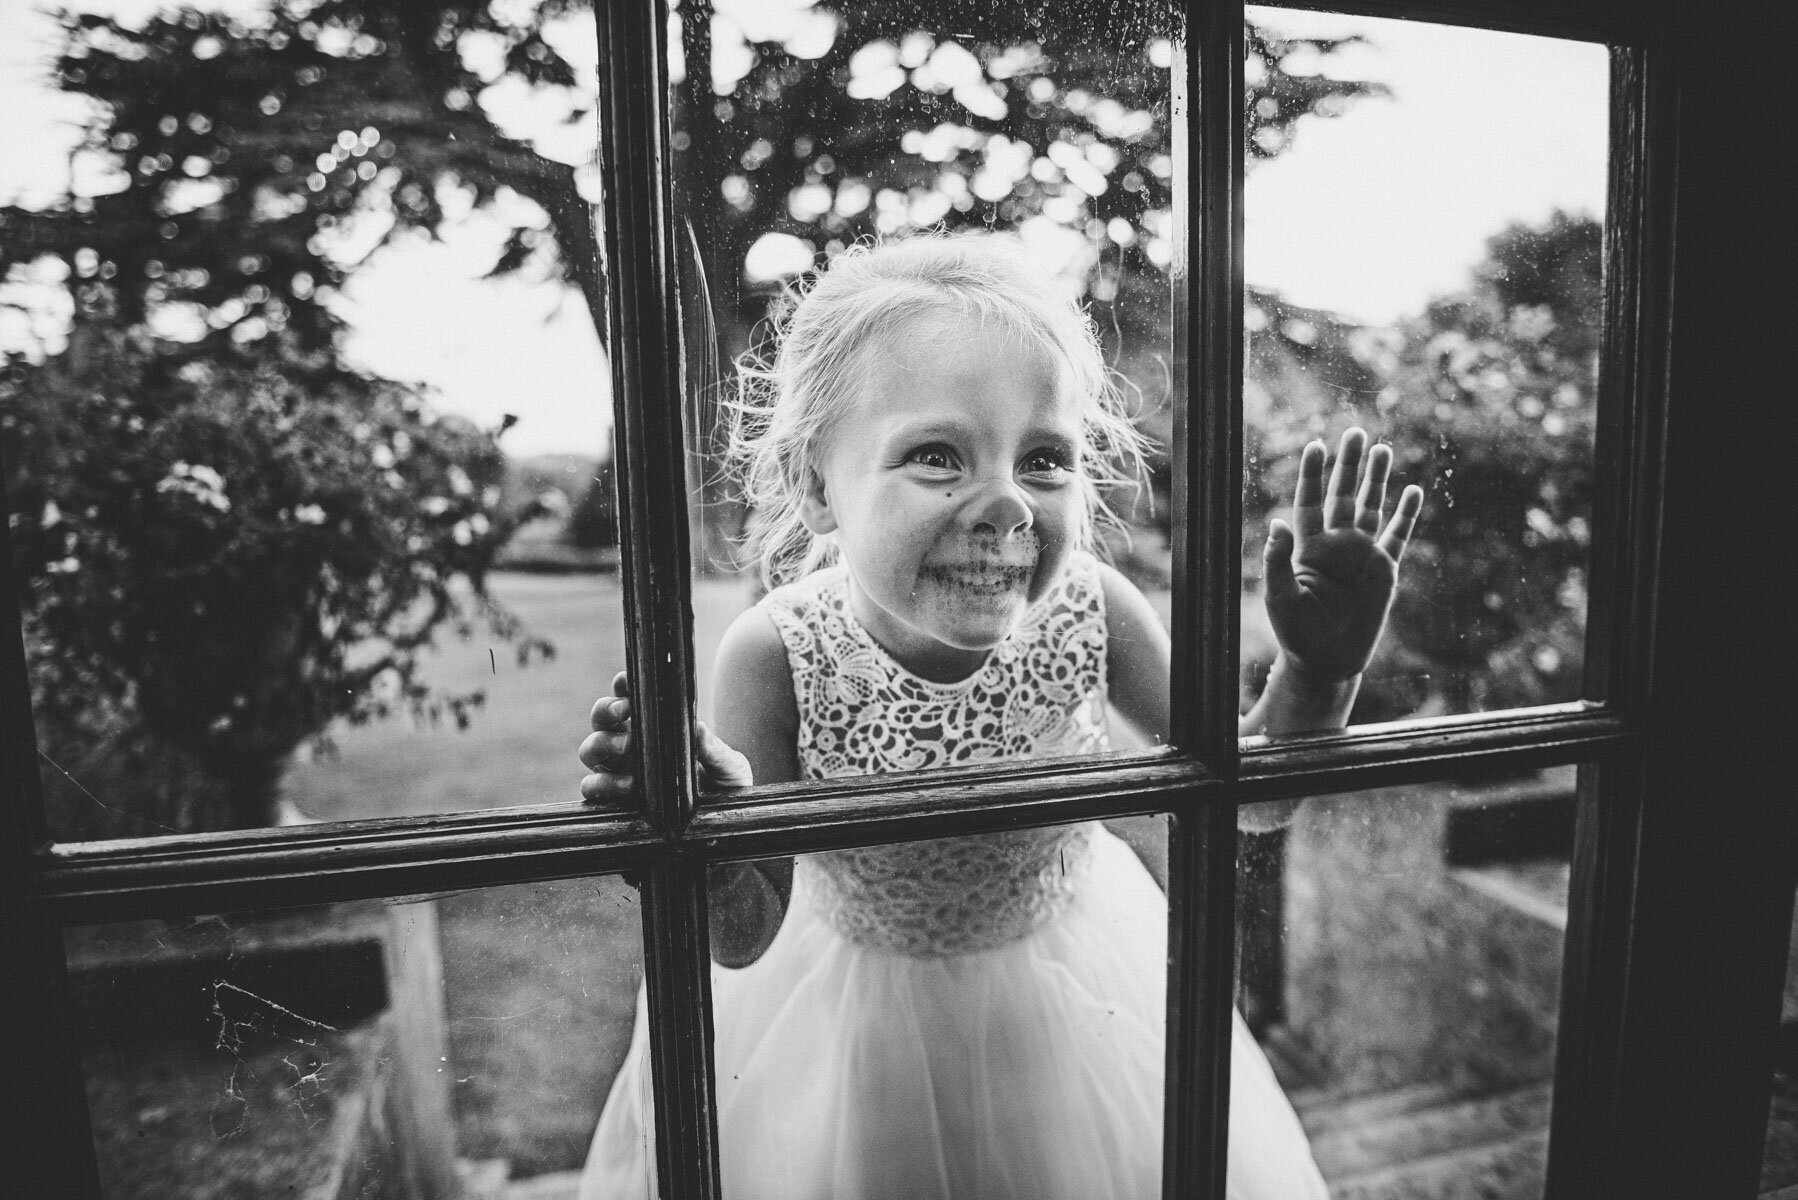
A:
[
  {"xmin": 596, "ymin": 4, "xmax": 717, "ymax": 1198},
  {"xmin": 1170, "ymin": 0, "xmax": 1245, "ymax": 773},
  {"xmin": 596, "ymin": 0, "xmax": 700, "ymax": 836},
  {"xmin": 1547, "ymin": 36, "xmax": 1669, "ymax": 1200},
  {"xmin": 0, "ymin": 457, "xmax": 100, "ymax": 1190},
  {"xmin": 1581, "ymin": 43, "xmax": 1667, "ymax": 718},
  {"xmin": 0, "ymin": 452, "xmax": 51, "ymax": 862},
  {"xmin": 1163, "ymin": 4, "xmax": 1245, "ymax": 1197},
  {"xmin": 0, "ymin": 900, "xmax": 104, "ymax": 1194},
  {"xmin": 1546, "ymin": 758, "xmax": 1646, "ymax": 1198},
  {"xmin": 640, "ymin": 859, "xmax": 722, "ymax": 1200},
  {"xmin": 1163, "ymin": 801, "xmax": 1240, "ymax": 1199}
]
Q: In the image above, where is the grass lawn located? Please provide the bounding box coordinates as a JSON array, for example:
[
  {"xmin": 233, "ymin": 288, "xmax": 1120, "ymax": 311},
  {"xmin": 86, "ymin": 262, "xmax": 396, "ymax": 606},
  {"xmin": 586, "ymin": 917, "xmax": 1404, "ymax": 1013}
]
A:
[
  {"xmin": 285, "ymin": 572, "xmax": 757, "ymax": 822},
  {"xmin": 285, "ymin": 572, "xmax": 749, "ymax": 1179}
]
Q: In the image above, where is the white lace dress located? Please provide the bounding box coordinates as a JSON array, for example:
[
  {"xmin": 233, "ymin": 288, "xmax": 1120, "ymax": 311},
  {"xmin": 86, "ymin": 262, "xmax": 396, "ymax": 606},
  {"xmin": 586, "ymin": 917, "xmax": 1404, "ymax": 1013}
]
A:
[{"xmin": 580, "ymin": 553, "xmax": 1326, "ymax": 1200}]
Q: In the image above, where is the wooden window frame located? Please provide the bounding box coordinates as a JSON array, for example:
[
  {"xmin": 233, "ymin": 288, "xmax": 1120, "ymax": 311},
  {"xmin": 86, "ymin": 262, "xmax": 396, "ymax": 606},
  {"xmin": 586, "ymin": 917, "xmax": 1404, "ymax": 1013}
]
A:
[{"xmin": 1, "ymin": 0, "xmax": 1790, "ymax": 1197}]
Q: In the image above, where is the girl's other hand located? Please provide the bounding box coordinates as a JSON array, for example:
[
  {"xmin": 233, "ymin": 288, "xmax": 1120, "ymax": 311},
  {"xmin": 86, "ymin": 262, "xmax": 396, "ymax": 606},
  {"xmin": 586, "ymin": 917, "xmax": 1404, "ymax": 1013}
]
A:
[
  {"xmin": 579, "ymin": 670, "xmax": 636, "ymax": 805},
  {"xmin": 579, "ymin": 671, "xmax": 756, "ymax": 806},
  {"xmin": 1264, "ymin": 427, "xmax": 1424, "ymax": 684}
]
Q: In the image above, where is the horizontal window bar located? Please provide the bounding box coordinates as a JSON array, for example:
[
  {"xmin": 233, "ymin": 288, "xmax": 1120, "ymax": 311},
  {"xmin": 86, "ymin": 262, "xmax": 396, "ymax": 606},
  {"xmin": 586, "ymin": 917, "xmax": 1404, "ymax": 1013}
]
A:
[
  {"xmin": 692, "ymin": 720, "xmax": 1630, "ymax": 861},
  {"xmin": 1240, "ymin": 705, "xmax": 1632, "ymax": 797},
  {"xmin": 690, "ymin": 764, "xmax": 1217, "ymax": 862},
  {"xmin": 1241, "ymin": 700, "xmax": 1600, "ymax": 756},
  {"xmin": 15, "ymin": 707, "xmax": 1632, "ymax": 917},
  {"xmin": 1255, "ymin": 0, "xmax": 1644, "ymax": 44},
  {"xmin": 33, "ymin": 801, "xmax": 653, "ymax": 871},
  {"xmin": 24, "ymin": 818, "xmax": 663, "ymax": 925}
]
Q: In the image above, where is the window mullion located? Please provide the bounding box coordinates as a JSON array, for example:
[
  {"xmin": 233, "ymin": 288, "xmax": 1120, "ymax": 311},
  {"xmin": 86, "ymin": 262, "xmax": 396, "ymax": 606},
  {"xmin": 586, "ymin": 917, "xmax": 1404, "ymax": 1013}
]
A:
[
  {"xmin": 1581, "ymin": 42, "xmax": 1665, "ymax": 719},
  {"xmin": 598, "ymin": 0, "xmax": 700, "ymax": 836},
  {"xmin": 1544, "ymin": 758, "xmax": 1646, "ymax": 1197},
  {"xmin": 1170, "ymin": 3, "xmax": 1244, "ymax": 774},
  {"xmin": 1544, "ymin": 38, "xmax": 1672, "ymax": 1199},
  {"xmin": 640, "ymin": 858, "xmax": 722, "ymax": 1199},
  {"xmin": 1163, "ymin": 5, "xmax": 1245, "ymax": 1198},
  {"xmin": 0, "ymin": 426, "xmax": 96, "ymax": 1195},
  {"xmin": 0, "ymin": 899, "xmax": 102, "ymax": 1194},
  {"xmin": 1164, "ymin": 799, "xmax": 1240, "ymax": 1199},
  {"xmin": 597, "ymin": 4, "xmax": 716, "ymax": 1199},
  {"xmin": 0, "ymin": 469, "xmax": 51, "ymax": 867}
]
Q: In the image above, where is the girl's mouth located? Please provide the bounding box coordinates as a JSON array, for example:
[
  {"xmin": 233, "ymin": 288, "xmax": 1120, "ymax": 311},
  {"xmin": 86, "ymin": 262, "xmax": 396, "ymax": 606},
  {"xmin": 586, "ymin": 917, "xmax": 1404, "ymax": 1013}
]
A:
[
  {"xmin": 920, "ymin": 562, "xmax": 1033, "ymax": 595},
  {"xmin": 920, "ymin": 532, "xmax": 1042, "ymax": 596}
]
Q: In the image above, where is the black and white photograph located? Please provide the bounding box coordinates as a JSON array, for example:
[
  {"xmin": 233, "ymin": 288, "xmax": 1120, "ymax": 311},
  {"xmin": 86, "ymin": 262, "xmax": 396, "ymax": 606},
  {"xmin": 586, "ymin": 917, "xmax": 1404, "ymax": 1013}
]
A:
[{"xmin": 0, "ymin": 0, "xmax": 1787, "ymax": 1197}]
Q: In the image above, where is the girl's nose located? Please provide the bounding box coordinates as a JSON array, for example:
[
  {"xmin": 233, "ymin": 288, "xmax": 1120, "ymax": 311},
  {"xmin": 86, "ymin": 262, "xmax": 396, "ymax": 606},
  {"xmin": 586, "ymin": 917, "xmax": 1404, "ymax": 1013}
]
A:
[{"xmin": 963, "ymin": 479, "xmax": 1034, "ymax": 537}]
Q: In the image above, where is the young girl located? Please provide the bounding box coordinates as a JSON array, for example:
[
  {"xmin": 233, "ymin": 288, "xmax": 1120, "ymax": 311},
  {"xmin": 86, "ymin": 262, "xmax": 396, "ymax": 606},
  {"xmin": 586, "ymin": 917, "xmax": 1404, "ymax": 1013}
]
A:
[{"xmin": 577, "ymin": 235, "xmax": 1423, "ymax": 1200}]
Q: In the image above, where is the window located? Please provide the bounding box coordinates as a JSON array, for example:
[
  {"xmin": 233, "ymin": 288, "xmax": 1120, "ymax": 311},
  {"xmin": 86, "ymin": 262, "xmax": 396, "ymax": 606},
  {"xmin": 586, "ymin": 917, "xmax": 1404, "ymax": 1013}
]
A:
[{"xmin": 1, "ymin": 2, "xmax": 1789, "ymax": 1199}]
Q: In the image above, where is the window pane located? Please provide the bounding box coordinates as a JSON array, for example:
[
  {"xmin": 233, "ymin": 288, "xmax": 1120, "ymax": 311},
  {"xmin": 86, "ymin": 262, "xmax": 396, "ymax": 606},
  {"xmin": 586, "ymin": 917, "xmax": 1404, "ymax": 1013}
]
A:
[
  {"xmin": 601, "ymin": 817, "xmax": 1167, "ymax": 1197},
  {"xmin": 663, "ymin": 1, "xmax": 1181, "ymax": 796},
  {"xmin": 1240, "ymin": 10, "xmax": 1607, "ymax": 730},
  {"xmin": 1762, "ymin": 894, "xmax": 1798, "ymax": 1193},
  {"xmin": 1234, "ymin": 766, "xmax": 1577, "ymax": 1197},
  {"xmin": 67, "ymin": 875, "xmax": 646, "ymax": 1199},
  {"xmin": 0, "ymin": 4, "xmax": 620, "ymax": 839}
]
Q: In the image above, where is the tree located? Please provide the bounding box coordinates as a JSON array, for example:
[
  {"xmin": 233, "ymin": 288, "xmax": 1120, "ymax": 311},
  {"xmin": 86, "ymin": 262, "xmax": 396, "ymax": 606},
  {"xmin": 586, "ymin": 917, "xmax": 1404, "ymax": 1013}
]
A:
[
  {"xmin": 1240, "ymin": 211, "xmax": 1602, "ymax": 721},
  {"xmin": 1376, "ymin": 210, "xmax": 1601, "ymax": 716},
  {"xmin": 0, "ymin": 1, "xmax": 587, "ymax": 832},
  {"xmin": 0, "ymin": 2, "xmax": 602, "ymax": 354},
  {"xmin": 0, "ymin": 1, "xmax": 1390, "ymax": 830},
  {"xmin": 1, "ymin": 317, "xmax": 553, "ymax": 834},
  {"xmin": 664, "ymin": 2, "xmax": 1386, "ymax": 562}
]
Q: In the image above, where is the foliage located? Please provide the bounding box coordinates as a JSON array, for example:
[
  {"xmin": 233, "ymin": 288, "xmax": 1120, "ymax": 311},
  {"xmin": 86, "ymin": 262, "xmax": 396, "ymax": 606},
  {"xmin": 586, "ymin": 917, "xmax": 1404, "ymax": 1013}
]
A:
[
  {"xmin": 665, "ymin": 2, "xmax": 1384, "ymax": 562},
  {"xmin": 1244, "ymin": 212, "xmax": 1602, "ymax": 719},
  {"xmin": 1377, "ymin": 211, "xmax": 1600, "ymax": 714},
  {"xmin": 0, "ymin": 1, "xmax": 600, "ymax": 353},
  {"xmin": 3, "ymin": 323, "xmax": 546, "ymax": 832},
  {"xmin": 679, "ymin": 4, "xmax": 1381, "ymax": 339},
  {"xmin": 0, "ymin": 0, "xmax": 1389, "ymax": 830},
  {"xmin": 0, "ymin": 1, "xmax": 611, "ymax": 830}
]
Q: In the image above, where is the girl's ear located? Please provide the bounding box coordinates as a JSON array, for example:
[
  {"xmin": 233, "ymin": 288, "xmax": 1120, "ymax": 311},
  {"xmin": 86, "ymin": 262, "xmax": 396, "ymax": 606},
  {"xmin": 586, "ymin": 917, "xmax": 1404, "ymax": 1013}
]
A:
[{"xmin": 798, "ymin": 468, "xmax": 838, "ymax": 535}]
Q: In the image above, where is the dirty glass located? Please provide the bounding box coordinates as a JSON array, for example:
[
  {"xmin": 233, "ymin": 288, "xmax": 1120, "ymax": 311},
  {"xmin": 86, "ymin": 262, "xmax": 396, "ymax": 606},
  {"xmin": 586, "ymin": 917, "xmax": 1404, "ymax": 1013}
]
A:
[
  {"xmin": 700, "ymin": 815, "xmax": 1169, "ymax": 1196},
  {"xmin": 1232, "ymin": 766, "xmax": 1577, "ymax": 1197},
  {"xmin": 1239, "ymin": 10, "xmax": 1608, "ymax": 732},
  {"xmin": 0, "ymin": 3, "xmax": 622, "ymax": 839},
  {"xmin": 665, "ymin": 0, "xmax": 1182, "ymax": 793},
  {"xmin": 1762, "ymin": 894, "xmax": 1798, "ymax": 1193},
  {"xmin": 66, "ymin": 875, "xmax": 646, "ymax": 1199}
]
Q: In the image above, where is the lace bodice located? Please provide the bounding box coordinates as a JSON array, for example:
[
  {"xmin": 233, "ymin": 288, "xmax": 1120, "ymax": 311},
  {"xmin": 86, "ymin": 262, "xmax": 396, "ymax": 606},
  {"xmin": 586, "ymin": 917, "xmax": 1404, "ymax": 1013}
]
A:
[{"xmin": 762, "ymin": 553, "xmax": 1111, "ymax": 956}]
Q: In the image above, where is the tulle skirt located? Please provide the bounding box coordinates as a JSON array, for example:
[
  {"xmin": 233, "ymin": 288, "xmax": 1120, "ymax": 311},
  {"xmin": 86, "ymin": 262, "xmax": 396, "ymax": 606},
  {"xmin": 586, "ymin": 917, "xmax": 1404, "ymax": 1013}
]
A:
[{"xmin": 580, "ymin": 826, "xmax": 1326, "ymax": 1200}]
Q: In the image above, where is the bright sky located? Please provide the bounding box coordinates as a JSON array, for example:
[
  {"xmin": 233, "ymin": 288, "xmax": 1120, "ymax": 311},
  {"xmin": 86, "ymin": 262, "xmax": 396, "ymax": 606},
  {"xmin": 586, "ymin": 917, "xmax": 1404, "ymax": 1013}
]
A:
[
  {"xmin": 1, "ymin": 0, "xmax": 1609, "ymax": 453},
  {"xmin": 1243, "ymin": 6, "xmax": 1609, "ymax": 325}
]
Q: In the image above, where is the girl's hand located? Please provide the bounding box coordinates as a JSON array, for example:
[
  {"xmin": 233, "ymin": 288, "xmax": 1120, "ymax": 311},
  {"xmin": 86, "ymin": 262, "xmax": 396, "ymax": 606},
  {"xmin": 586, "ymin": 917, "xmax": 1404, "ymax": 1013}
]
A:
[
  {"xmin": 1263, "ymin": 428, "xmax": 1424, "ymax": 684},
  {"xmin": 579, "ymin": 670, "xmax": 754, "ymax": 805}
]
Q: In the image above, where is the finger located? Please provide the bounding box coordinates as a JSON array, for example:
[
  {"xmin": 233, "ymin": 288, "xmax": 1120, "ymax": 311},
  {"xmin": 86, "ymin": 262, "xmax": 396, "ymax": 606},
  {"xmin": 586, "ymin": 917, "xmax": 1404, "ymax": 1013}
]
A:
[
  {"xmin": 581, "ymin": 770, "xmax": 636, "ymax": 805},
  {"xmin": 1262, "ymin": 518, "xmax": 1297, "ymax": 604},
  {"xmin": 588, "ymin": 692, "xmax": 630, "ymax": 731},
  {"xmin": 1355, "ymin": 442, "xmax": 1392, "ymax": 536},
  {"xmin": 1292, "ymin": 441, "xmax": 1327, "ymax": 537},
  {"xmin": 1324, "ymin": 427, "xmax": 1366, "ymax": 529},
  {"xmin": 611, "ymin": 670, "xmax": 631, "ymax": 699},
  {"xmin": 696, "ymin": 721, "xmax": 754, "ymax": 790},
  {"xmin": 579, "ymin": 727, "xmax": 632, "ymax": 772},
  {"xmin": 1376, "ymin": 484, "xmax": 1425, "ymax": 561}
]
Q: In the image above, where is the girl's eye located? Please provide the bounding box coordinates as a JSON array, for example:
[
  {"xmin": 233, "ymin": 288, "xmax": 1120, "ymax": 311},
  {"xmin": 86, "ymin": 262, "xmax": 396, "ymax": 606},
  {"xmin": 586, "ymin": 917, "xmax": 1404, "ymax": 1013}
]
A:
[
  {"xmin": 1020, "ymin": 449, "xmax": 1072, "ymax": 477},
  {"xmin": 907, "ymin": 445, "xmax": 958, "ymax": 471}
]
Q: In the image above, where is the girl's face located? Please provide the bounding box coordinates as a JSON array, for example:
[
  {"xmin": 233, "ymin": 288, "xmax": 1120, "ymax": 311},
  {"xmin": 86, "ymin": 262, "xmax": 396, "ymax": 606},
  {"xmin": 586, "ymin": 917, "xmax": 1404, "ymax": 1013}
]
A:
[{"xmin": 802, "ymin": 318, "xmax": 1086, "ymax": 682}]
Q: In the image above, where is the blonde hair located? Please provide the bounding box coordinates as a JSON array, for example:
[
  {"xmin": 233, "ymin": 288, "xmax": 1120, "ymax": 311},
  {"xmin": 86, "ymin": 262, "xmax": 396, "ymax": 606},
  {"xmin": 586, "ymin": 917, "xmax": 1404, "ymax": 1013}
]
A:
[{"xmin": 726, "ymin": 233, "xmax": 1149, "ymax": 589}]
